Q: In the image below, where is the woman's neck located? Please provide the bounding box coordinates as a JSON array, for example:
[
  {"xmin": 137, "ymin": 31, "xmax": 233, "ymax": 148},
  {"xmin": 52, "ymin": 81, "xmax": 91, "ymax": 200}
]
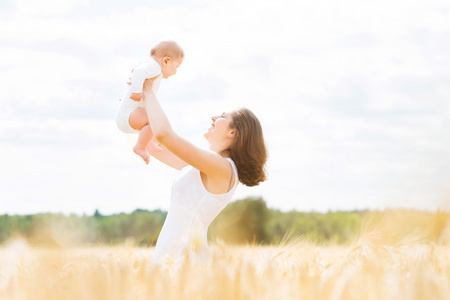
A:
[{"xmin": 209, "ymin": 143, "xmax": 230, "ymax": 157}]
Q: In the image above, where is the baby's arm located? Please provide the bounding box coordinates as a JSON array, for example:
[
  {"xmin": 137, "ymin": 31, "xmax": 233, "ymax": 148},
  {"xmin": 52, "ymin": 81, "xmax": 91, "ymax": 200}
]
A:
[
  {"xmin": 130, "ymin": 74, "xmax": 161, "ymax": 101},
  {"xmin": 129, "ymin": 61, "xmax": 161, "ymax": 102},
  {"xmin": 129, "ymin": 66, "xmax": 148, "ymax": 102}
]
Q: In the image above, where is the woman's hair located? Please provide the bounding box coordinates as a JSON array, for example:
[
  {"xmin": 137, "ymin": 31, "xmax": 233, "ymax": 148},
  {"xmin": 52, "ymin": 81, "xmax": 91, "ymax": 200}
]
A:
[
  {"xmin": 150, "ymin": 41, "xmax": 184, "ymax": 61},
  {"xmin": 227, "ymin": 108, "xmax": 268, "ymax": 187}
]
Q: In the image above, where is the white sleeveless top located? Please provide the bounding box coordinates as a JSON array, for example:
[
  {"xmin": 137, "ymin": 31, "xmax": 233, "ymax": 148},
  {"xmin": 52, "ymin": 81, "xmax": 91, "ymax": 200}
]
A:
[{"xmin": 152, "ymin": 158, "xmax": 239, "ymax": 265}]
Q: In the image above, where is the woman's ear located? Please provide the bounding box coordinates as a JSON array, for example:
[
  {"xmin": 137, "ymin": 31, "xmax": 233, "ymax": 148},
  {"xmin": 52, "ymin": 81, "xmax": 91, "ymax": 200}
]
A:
[
  {"xmin": 228, "ymin": 130, "xmax": 236, "ymax": 138},
  {"xmin": 163, "ymin": 57, "xmax": 171, "ymax": 64}
]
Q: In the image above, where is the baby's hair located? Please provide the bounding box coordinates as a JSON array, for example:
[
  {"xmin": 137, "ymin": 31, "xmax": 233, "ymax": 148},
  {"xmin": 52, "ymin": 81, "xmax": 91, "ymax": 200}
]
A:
[{"xmin": 151, "ymin": 41, "xmax": 184, "ymax": 60}]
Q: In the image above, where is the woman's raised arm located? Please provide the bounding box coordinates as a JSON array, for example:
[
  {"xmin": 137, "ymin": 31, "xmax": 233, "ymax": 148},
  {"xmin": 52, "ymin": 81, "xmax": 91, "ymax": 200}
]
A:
[
  {"xmin": 147, "ymin": 142, "xmax": 188, "ymax": 170},
  {"xmin": 141, "ymin": 80, "xmax": 232, "ymax": 182}
]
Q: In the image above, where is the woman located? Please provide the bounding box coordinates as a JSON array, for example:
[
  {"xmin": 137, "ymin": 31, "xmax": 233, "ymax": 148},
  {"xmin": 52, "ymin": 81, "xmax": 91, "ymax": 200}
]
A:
[{"xmin": 142, "ymin": 79, "xmax": 268, "ymax": 264}]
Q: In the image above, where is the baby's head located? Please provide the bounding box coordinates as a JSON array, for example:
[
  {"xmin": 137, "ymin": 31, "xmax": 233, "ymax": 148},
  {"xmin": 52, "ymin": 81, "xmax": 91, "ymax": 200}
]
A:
[{"xmin": 151, "ymin": 41, "xmax": 184, "ymax": 79}]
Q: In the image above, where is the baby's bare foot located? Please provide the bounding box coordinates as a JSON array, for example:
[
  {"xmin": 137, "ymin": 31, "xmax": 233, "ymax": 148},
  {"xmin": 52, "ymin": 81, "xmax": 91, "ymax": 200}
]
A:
[
  {"xmin": 133, "ymin": 146, "xmax": 150, "ymax": 165},
  {"xmin": 147, "ymin": 141, "xmax": 163, "ymax": 153}
]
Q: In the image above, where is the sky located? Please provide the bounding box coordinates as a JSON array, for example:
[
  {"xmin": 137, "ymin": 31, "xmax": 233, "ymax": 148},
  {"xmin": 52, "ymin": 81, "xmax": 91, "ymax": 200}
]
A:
[{"xmin": 0, "ymin": 0, "xmax": 449, "ymax": 215}]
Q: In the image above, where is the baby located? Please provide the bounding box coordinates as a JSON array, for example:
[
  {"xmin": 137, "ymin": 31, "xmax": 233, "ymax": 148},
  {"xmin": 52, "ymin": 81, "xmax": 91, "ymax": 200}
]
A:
[{"xmin": 116, "ymin": 41, "xmax": 184, "ymax": 164}]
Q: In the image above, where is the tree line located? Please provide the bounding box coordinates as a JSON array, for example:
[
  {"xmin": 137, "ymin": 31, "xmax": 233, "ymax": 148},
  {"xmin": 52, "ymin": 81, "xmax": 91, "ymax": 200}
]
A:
[{"xmin": 0, "ymin": 197, "xmax": 448, "ymax": 247}]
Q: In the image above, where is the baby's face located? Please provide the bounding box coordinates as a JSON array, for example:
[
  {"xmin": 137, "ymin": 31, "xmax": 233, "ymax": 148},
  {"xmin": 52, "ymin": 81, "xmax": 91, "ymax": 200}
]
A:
[{"xmin": 161, "ymin": 57, "xmax": 182, "ymax": 79}]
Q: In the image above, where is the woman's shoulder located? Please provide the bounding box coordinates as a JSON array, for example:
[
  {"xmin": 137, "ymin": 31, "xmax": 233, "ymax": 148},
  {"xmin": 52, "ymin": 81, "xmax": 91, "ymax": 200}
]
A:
[
  {"xmin": 224, "ymin": 157, "xmax": 235, "ymax": 166},
  {"xmin": 224, "ymin": 157, "xmax": 238, "ymax": 180}
]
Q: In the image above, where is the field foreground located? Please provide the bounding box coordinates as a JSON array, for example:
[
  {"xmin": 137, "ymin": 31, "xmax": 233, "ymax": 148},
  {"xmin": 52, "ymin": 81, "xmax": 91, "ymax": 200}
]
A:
[{"xmin": 0, "ymin": 239, "xmax": 449, "ymax": 300}]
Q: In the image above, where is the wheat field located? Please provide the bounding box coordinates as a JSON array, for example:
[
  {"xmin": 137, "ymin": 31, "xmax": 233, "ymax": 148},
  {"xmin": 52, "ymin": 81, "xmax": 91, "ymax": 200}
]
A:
[{"xmin": 0, "ymin": 233, "xmax": 449, "ymax": 300}]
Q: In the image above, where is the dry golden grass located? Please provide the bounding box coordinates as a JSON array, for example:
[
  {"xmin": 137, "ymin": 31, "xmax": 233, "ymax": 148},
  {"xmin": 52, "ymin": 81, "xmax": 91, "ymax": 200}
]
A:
[{"xmin": 0, "ymin": 234, "xmax": 449, "ymax": 300}]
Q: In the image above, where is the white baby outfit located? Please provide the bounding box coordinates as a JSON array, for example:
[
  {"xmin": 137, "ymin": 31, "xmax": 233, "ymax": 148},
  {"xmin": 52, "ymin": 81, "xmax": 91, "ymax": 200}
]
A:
[
  {"xmin": 115, "ymin": 57, "xmax": 162, "ymax": 134},
  {"xmin": 152, "ymin": 158, "xmax": 239, "ymax": 265}
]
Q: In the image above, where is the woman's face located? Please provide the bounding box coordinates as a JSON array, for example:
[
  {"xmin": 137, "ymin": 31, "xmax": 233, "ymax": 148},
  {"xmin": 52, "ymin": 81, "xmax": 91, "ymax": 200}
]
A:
[{"xmin": 204, "ymin": 112, "xmax": 234, "ymax": 141}]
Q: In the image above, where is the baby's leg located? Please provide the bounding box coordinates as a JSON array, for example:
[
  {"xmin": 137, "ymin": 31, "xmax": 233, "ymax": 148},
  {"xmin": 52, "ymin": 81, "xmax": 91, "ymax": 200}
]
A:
[{"xmin": 129, "ymin": 108, "xmax": 162, "ymax": 164}]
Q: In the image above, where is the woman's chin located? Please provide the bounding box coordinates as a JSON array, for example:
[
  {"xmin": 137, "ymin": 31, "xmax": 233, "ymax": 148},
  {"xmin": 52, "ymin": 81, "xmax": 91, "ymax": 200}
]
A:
[{"xmin": 204, "ymin": 128, "xmax": 213, "ymax": 137}]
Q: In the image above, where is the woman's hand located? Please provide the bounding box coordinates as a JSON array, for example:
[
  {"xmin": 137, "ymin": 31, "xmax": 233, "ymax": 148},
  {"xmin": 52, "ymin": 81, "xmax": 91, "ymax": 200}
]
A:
[{"xmin": 143, "ymin": 77, "xmax": 156, "ymax": 93}]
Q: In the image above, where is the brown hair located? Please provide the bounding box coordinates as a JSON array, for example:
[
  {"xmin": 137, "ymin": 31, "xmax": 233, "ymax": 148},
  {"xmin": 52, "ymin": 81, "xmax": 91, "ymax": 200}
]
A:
[
  {"xmin": 228, "ymin": 108, "xmax": 268, "ymax": 187},
  {"xmin": 150, "ymin": 41, "xmax": 184, "ymax": 60}
]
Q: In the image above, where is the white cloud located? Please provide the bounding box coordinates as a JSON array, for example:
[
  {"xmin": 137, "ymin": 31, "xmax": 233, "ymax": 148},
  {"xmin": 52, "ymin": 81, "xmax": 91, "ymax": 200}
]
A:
[{"xmin": 13, "ymin": 0, "xmax": 90, "ymax": 17}]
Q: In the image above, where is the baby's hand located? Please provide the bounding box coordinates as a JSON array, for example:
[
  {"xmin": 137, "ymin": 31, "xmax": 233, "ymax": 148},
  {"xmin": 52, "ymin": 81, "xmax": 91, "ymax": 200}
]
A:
[{"xmin": 130, "ymin": 92, "xmax": 142, "ymax": 102}]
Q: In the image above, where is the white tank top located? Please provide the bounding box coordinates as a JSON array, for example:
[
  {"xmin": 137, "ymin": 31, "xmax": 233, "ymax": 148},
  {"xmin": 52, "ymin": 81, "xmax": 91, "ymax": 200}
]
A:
[{"xmin": 152, "ymin": 158, "xmax": 238, "ymax": 264}]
